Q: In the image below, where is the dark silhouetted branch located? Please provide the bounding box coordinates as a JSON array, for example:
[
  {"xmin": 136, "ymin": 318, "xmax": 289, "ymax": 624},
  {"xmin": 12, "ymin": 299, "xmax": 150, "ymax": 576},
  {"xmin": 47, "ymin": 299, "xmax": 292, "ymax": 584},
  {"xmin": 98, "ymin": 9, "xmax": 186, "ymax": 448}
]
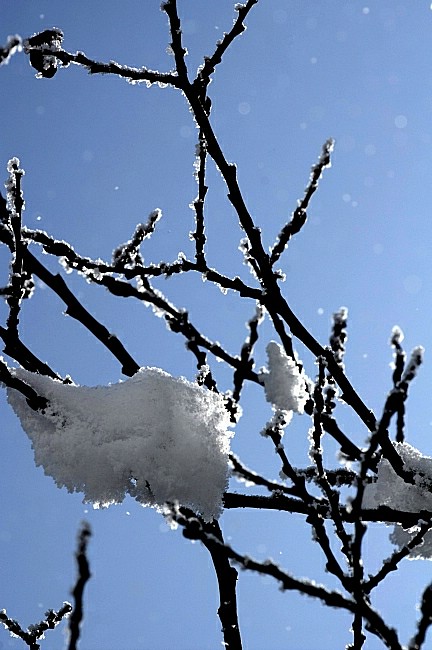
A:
[
  {"xmin": 67, "ymin": 522, "xmax": 92, "ymax": 650},
  {"xmin": 25, "ymin": 250, "xmax": 140, "ymax": 377},
  {"xmin": 0, "ymin": 603, "xmax": 71, "ymax": 649},
  {"xmin": 181, "ymin": 511, "xmax": 242, "ymax": 650}
]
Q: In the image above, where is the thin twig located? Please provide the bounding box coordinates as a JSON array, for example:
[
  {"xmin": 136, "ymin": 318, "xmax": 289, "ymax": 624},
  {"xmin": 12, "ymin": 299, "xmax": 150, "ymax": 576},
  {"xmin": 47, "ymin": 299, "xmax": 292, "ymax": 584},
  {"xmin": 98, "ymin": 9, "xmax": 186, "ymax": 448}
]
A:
[
  {"xmin": 174, "ymin": 508, "xmax": 402, "ymax": 650},
  {"xmin": 0, "ymin": 603, "xmax": 72, "ymax": 649},
  {"xmin": 24, "ymin": 43, "xmax": 179, "ymax": 86},
  {"xmin": 232, "ymin": 304, "xmax": 264, "ymax": 402},
  {"xmin": 364, "ymin": 518, "xmax": 432, "ymax": 594},
  {"xmin": 270, "ymin": 139, "xmax": 334, "ymax": 265},
  {"xmin": 193, "ymin": 0, "xmax": 259, "ymax": 94},
  {"xmin": 67, "ymin": 522, "xmax": 92, "ymax": 650}
]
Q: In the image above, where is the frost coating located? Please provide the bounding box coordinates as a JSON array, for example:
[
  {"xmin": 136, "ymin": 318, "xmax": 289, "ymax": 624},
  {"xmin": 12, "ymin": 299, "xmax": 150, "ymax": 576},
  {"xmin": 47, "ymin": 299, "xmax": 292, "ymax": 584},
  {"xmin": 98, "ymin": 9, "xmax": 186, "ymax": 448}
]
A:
[
  {"xmin": 363, "ymin": 442, "xmax": 432, "ymax": 559},
  {"xmin": 390, "ymin": 325, "xmax": 404, "ymax": 345},
  {"xmin": 7, "ymin": 367, "xmax": 233, "ymax": 520},
  {"xmin": 0, "ymin": 36, "xmax": 22, "ymax": 67},
  {"xmin": 261, "ymin": 341, "xmax": 308, "ymax": 414}
]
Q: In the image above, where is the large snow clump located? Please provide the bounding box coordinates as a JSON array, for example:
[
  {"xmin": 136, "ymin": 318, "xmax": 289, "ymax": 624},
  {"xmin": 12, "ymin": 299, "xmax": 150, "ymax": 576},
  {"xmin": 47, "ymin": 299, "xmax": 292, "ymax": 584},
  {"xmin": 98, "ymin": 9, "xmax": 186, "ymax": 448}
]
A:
[
  {"xmin": 363, "ymin": 442, "xmax": 432, "ymax": 559},
  {"xmin": 7, "ymin": 367, "xmax": 233, "ymax": 520}
]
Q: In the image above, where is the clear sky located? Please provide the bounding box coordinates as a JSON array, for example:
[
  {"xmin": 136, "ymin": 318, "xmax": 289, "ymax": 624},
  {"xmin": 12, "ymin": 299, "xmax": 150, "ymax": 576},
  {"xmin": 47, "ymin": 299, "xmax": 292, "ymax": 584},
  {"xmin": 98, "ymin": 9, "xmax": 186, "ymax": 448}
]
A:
[{"xmin": 1, "ymin": 2, "xmax": 432, "ymax": 649}]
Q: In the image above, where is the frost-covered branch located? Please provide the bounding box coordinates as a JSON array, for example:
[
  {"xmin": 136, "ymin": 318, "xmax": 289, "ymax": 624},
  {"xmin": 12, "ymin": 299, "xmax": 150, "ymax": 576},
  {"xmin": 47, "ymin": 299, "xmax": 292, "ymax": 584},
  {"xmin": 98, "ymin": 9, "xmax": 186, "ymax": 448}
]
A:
[
  {"xmin": 25, "ymin": 249, "xmax": 140, "ymax": 377},
  {"xmin": 229, "ymin": 451, "xmax": 299, "ymax": 496},
  {"xmin": 174, "ymin": 507, "xmax": 403, "ymax": 650},
  {"xmin": 309, "ymin": 360, "xmax": 353, "ymax": 566},
  {"xmin": 4, "ymin": 159, "xmax": 31, "ymax": 338},
  {"xmin": 270, "ymin": 139, "xmax": 334, "ymax": 265},
  {"xmin": 0, "ymin": 523, "xmax": 91, "ymax": 650},
  {"xmin": 225, "ymin": 491, "xmax": 432, "ymax": 533},
  {"xmin": 17, "ymin": 6, "xmax": 377, "ymax": 432},
  {"xmin": 193, "ymin": 0, "xmax": 258, "ymax": 95},
  {"xmin": 365, "ymin": 518, "xmax": 432, "ymax": 594},
  {"xmin": 3, "ymin": 3, "xmax": 432, "ymax": 648},
  {"xmin": 23, "ymin": 30, "xmax": 179, "ymax": 86},
  {"xmin": 0, "ymin": 603, "xmax": 72, "ymax": 650},
  {"xmin": 353, "ymin": 341, "xmax": 425, "ymax": 521},
  {"xmin": 190, "ymin": 132, "xmax": 208, "ymax": 268},
  {"xmin": 320, "ymin": 413, "xmax": 364, "ymax": 463},
  {"xmin": 0, "ymin": 192, "xmax": 262, "ymax": 387},
  {"xmin": 180, "ymin": 509, "xmax": 242, "ymax": 650},
  {"xmin": 22, "ymin": 225, "xmax": 262, "ymax": 299},
  {"xmin": 0, "ymin": 357, "xmax": 48, "ymax": 410},
  {"xmin": 261, "ymin": 410, "xmax": 350, "ymax": 590},
  {"xmin": 232, "ymin": 305, "xmax": 264, "ymax": 403}
]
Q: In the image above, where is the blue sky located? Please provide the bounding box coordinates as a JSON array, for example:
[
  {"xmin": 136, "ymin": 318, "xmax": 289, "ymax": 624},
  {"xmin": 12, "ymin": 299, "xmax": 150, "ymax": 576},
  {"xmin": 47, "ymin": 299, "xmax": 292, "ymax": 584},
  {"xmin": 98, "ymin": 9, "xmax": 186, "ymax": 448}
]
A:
[{"xmin": 1, "ymin": 2, "xmax": 432, "ymax": 649}]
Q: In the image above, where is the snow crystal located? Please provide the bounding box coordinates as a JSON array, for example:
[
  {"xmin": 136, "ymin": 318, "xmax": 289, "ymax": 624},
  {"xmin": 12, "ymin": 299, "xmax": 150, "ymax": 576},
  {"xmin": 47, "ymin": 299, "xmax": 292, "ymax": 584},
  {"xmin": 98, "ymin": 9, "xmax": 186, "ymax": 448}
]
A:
[
  {"xmin": 363, "ymin": 442, "xmax": 432, "ymax": 559},
  {"xmin": 7, "ymin": 367, "xmax": 234, "ymax": 520},
  {"xmin": 260, "ymin": 341, "xmax": 308, "ymax": 414}
]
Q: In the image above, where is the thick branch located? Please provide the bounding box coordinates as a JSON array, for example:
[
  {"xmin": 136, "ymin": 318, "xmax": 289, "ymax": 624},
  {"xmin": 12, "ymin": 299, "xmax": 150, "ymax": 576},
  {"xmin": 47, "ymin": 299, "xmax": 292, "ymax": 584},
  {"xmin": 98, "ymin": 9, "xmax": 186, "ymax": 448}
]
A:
[
  {"xmin": 183, "ymin": 514, "xmax": 242, "ymax": 650},
  {"xmin": 25, "ymin": 250, "xmax": 140, "ymax": 377}
]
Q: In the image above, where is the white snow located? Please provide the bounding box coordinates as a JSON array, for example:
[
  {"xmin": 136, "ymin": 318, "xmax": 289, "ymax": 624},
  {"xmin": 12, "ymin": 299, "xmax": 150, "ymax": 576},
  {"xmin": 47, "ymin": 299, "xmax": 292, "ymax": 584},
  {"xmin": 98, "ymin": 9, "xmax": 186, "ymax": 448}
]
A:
[
  {"xmin": 260, "ymin": 341, "xmax": 308, "ymax": 414},
  {"xmin": 7, "ymin": 367, "xmax": 234, "ymax": 520},
  {"xmin": 363, "ymin": 442, "xmax": 432, "ymax": 559},
  {"xmin": 390, "ymin": 325, "xmax": 404, "ymax": 345},
  {"xmin": 0, "ymin": 36, "xmax": 22, "ymax": 66}
]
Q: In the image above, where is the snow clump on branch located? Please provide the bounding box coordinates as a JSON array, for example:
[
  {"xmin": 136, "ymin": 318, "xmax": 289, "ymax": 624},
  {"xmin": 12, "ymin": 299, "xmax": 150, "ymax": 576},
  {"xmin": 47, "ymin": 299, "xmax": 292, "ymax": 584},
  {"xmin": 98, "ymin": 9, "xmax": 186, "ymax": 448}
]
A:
[
  {"xmin": 363, "ymin": 442, "xmax": 432, "ymax": 559},
  {"xmin": 260, "ymin": 341, "xmax": 309, "ymax": 416},
  {"xmin": 7, "ymin": 367, "xmax": 233, "ymax": 520}
]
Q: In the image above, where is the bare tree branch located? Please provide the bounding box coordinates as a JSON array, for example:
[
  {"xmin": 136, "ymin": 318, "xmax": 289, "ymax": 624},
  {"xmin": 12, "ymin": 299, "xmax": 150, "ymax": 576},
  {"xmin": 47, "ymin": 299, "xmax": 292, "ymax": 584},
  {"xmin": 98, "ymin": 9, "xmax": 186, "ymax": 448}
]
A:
[
  {"xmin": 0, "ymin": 603, "xmax": 71, "ymax": 649},
  {"xmin": 67, "ymin": 522, "xmax": 92, "ymax": 650},
  {"xmin": 25, "ymin": 250, "xmax": 140, "ymax": 377}
]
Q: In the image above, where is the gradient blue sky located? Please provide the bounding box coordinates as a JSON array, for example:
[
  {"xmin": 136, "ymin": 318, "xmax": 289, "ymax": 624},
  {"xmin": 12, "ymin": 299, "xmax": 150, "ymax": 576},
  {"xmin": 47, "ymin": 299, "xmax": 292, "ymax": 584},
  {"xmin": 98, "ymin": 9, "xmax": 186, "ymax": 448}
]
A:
[{"xmin": 1, "ymin": 2, "xmax": 432, "ymax": 649}]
